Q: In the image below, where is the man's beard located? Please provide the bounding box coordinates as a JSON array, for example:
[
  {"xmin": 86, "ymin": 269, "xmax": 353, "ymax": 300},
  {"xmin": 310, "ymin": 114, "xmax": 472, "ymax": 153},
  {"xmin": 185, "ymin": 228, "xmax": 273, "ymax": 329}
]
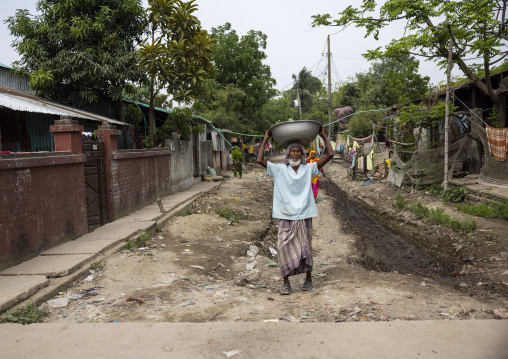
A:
[{"xmin": 288, "ymin": 158, "xmax": 301, "ymax": 167}]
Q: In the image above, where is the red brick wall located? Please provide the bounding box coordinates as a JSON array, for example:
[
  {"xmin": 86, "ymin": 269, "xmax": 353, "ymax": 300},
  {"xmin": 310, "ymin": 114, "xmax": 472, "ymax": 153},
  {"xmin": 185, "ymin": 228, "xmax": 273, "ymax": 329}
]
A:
[
  {"xmin": 0, "ymin": 153, "xmax": 88, "ymax": 269},
  {"xmin": 109, "ymin": 150, "xmax": 171, "ymax": 220}
]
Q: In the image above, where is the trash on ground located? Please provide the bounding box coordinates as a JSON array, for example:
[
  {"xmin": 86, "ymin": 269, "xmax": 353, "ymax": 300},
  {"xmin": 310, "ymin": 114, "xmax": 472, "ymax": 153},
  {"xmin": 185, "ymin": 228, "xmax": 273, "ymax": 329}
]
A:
[
  {"xmin": 223, "ymin": 350, "xmax": 241, "ymax": 358},
  {"xmin": 190, "ymin": 265, "xmax": 205, "ymax": 270},
  {"xmin": 265, "ymin": 262, "xmax": 279, "ymax": 267},
  {"xmin": 247, "ymin": 245, "xmax": 260, "ymax": 257},
  {"xmin": 47, "ymin": 297, "xmax": 70, "ymax": 309},
  {"xmin": 126, "ymin": 297, "xmax": 144, "ymax": 305},
  {"xmin": 269, "ymin": 247, "xmax": 277, "ymax": 257},
  {"xmin": 246, "ymin": 260, "xmax": 257, "ymax": 271}
]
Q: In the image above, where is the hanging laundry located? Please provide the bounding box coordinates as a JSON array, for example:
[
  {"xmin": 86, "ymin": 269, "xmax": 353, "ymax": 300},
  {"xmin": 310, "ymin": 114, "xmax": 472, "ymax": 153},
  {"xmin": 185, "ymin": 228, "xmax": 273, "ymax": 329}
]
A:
[
  {"xmin": 485, "ymin": 125, "xmax": 508, "ymax": 162},
  {"xmin": 454, "ymin": 114, "xmax": 469, "ymax": 134}
]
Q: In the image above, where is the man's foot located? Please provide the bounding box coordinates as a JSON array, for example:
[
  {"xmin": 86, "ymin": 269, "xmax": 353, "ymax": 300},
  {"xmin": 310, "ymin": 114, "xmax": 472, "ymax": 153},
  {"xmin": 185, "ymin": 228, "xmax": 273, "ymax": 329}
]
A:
[
  {"xmin": 279, "ymin": 282, "xmax": 291, "ymax": 295},
  {"xmin": 302, "ymin": 280, "xmax": 313, "ymax": 291}
]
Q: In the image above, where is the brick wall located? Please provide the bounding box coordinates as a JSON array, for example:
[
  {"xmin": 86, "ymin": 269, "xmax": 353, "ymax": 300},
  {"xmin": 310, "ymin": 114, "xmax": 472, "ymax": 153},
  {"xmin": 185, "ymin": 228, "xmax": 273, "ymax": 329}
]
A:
[
  {"xmin": 0, "ymin": 153, "xmax": 87, "ymax": 269},
  {"xmin": 109, "ymin": 150, "xmax": 171, "ymax": 220}
]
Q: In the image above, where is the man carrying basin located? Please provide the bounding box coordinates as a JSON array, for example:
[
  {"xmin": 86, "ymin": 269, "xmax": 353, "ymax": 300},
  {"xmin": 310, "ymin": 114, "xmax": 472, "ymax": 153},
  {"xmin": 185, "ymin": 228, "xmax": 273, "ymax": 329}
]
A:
[{"xmin": 256, "ymin": 124, "xmax": 334, "ymax": 295}]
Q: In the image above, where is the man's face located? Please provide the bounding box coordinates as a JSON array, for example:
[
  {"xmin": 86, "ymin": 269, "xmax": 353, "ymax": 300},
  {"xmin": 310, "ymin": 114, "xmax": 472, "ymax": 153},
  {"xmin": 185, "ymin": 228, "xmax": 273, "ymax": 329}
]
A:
[{"xmin": 289, "ymin": 147, "xmax": 302, "ymax": 163}]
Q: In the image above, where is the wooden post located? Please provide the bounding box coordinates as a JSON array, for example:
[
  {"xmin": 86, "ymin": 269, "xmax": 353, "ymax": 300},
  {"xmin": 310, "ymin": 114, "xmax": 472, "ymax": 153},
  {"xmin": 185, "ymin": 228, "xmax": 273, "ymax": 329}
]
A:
[{"xmin": 327, "ymin": 35, "xmax": 333, "ymax": 137}]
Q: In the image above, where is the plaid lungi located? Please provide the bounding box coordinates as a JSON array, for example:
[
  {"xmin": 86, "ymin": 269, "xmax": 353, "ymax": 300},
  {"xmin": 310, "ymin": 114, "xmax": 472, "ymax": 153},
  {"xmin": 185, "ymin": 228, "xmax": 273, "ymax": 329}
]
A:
[
  {"xmin": 277, "ymin": 219, "xmax": 313, "ymax": 278},
  {"xmin": 486, "ymin": 125, "xmax": 508, "ymax": 162}
]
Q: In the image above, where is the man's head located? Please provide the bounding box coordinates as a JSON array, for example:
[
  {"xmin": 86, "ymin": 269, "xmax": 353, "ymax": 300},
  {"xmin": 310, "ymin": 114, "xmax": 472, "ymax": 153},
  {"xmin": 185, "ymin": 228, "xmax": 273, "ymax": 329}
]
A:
[{"xmin": 283, "ymin": 143, "xmax": 306, "ymax": 167}]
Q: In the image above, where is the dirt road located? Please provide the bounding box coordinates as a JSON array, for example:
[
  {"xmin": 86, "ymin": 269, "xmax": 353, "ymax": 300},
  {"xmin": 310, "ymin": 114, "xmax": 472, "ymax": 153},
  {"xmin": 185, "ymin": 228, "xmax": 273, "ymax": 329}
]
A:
[{"xmin": 45, "ymin": 158, "xmax": 508, "ymax": 324}]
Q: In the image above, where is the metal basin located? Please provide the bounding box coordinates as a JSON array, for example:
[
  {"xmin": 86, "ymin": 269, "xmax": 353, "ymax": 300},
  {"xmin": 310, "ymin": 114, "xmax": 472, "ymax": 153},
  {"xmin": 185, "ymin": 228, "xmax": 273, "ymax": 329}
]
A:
[{"xmin": 268, "ymin": 120, "xmax": 322, "ymax": 147}]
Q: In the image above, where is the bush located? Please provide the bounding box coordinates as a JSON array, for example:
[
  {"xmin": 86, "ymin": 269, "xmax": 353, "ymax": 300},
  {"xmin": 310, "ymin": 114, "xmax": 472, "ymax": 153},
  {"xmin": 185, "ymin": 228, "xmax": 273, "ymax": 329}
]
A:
[{"xmin": 442, "ymin": 186, "xmax": 468, "ymax": 203}]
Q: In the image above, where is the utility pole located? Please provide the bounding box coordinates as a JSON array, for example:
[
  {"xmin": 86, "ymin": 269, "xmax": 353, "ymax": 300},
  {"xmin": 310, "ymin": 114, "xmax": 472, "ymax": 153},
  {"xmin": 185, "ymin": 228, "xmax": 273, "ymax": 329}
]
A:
[
  {"xmin": 327, "ymin": 35, "xmax": 332, "ymax": 137},
  {"xmin": 444, "ymin": 36, "xmax": 453, "ymax": 190}
]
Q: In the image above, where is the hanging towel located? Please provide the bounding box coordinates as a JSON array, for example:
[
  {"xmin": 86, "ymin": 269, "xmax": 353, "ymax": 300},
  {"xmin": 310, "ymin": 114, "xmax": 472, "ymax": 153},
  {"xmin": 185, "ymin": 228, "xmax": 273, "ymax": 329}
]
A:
[{"xmin": 486, "ymin": 125, "xmax": 508, "ymax": 162}]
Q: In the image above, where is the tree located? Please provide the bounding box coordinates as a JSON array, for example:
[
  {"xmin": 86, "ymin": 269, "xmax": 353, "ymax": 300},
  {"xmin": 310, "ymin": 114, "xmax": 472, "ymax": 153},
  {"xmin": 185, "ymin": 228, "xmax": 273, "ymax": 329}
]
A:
[
  {"xmin": 313, "ymin": 1, "xmax": 508, "ymax": 127},
  {"xmin": 6, "ymin": 0, "xmax": 146, "ymax": 116},
  {"xmin": 368, "ymin": 55, "xmax": 430, "ymax": 107},
  {"xmin": 192, "ymin": 79, "xmax": 247, "ymax": 131},
  {"xmin": 291, "ymin": 67, "xmax": 322, "ymax": 116},
  {"xmin": 138, "ymin": 0, "xmax": 215, "ymax": 146},
  {"xmin": 198, "ymin": 23, "xmax": 277, "ymax": 133},
  {"xmin": 124, "ymin": 82, "xmax": 171, "ymax": 109}
]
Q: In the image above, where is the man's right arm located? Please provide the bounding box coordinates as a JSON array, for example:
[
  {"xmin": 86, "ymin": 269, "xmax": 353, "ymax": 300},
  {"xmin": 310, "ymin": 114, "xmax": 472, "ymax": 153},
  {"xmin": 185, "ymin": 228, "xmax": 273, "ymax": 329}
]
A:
[{"xmin": 256, "ymin": 131, "xmax": 271, "ymax": 168}]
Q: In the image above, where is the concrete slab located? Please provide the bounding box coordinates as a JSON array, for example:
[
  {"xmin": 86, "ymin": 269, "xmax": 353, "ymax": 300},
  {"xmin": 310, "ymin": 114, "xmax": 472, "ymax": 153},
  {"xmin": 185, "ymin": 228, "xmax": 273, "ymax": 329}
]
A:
[
  {"xmin": 0, "ymin": 321, "xmax": 507, "ymax": 359},
  {"xmin": 0, "ymin": 254, "xmax": 93, "ymax": 277},
  {"xmin": 41, "ymin": 238, "xmax": 121, "ymax": 255},
  {"xmin": 0, "ymin": 275, "xmax": 48, "ymax": 312},
  {"xmin": 77, "ymin": 221, "xmax": 155, "ymax": 241}
]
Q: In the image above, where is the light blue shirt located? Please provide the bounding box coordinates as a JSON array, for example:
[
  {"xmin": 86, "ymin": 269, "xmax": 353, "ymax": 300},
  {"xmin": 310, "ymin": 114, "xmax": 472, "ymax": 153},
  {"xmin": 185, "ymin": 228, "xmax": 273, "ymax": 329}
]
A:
[{"xmin": 266, "ymin": 161, "xmax": 320, "ymax": 220}]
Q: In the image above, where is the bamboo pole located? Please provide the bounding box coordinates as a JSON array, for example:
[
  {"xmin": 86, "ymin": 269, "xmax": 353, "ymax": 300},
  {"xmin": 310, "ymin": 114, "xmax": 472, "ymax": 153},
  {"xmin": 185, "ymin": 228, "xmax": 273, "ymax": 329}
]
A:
[{"xmin": 444, "ymin": 36, "xmax": 453, "ymax": 190}]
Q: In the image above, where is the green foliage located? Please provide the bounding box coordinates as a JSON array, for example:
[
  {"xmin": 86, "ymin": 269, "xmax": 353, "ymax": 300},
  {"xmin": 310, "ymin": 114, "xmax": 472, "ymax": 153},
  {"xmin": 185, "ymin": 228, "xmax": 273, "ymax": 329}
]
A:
[
  {"xmin": 6, "ymin": 0, "xmax": 146, "ymax": 105},
  {"xmin": 124, "ymin": 104, "xmax": 144, "ymax": 127},
  {"xmin": 124, "ymin": 231, "xmax": 151, "ymax": 251},
  {"xmin": 139, "ymin": 0, "xmax": 215, "ymax": 146},
  {"xmin": 407, "ymin": 201, "xmax": 476, "ymax": 232},
  {"xmin": 124, "ymin": 82, "xmax": 171, "ymax": 109},
  {"xmin": 156, "ymin": 107, "xmax": 202, "ymax": 142},
  {"xmin": 214, "ymin": 208, "xmax": 244, "ymax": 222},
  {"xmin": 194, "ymin": 22, "xmax": 276, "ymax": 134},
  {"xmin": 1, "ymin": 301, "xmax": 47, "ymax": 325},
  {"xmin": 90, "ymin": 262, "xmax": 104, "ymax": 272},
  {"xmin": 393, "ymin": 192, "xmax": 408, "ymax": 209},
  {"xmin": 458, "ymin": 201, "xmax": 508, "ymax": 220},
  {"xmin": 442, "ymin": 186, "xmax": 468, "ymax": 203},
  {"xmin": 291, "ymin": 67, "xmax": 323, "ymax": 116},
  {"xmin": 312, "ymin": 1, "xmax": 508, "ymax": 127},
  {"xmin": 176, "ymin": 207, "xmax": 193, "ymax": 216}
]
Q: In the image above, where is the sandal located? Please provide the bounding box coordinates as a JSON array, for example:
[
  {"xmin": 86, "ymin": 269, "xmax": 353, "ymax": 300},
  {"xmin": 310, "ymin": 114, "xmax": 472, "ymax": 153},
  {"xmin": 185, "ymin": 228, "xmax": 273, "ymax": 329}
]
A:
[
  {"xmin": 279, "ymin": 283, "xmax": 291, "ymax": 295},
  {"xmin": 302, "ymin": 280, "xmax": 313, "ymax": 291}
]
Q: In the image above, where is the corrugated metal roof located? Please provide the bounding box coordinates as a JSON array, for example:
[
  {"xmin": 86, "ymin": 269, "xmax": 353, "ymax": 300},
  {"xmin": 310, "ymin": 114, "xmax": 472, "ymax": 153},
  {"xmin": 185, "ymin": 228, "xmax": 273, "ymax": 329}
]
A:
[{"xmin": 0, "ymin": 86, "xmax": 123, "ymax": 125}]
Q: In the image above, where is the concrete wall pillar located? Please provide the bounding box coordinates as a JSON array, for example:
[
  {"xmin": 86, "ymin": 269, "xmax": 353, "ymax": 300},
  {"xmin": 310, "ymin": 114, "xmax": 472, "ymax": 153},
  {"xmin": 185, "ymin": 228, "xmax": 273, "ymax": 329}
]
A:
[
  {"xmin": 49, "ymin": 115, "xmax": 83, "ymax": 153},
  {"xmin": 95, "ymin": 122, "xmax": 120, "ymax": 223}
]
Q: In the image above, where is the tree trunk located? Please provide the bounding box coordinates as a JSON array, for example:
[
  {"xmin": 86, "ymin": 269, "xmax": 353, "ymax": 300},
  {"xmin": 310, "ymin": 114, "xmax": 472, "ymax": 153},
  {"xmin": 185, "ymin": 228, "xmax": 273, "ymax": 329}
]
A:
[
  {"xmin": 117, "ymin": 99, "xmax": 125, "ymax": 123},
  {"xmin": 495, "ymin": 93, "xmax": 507, "ymax": 128}
]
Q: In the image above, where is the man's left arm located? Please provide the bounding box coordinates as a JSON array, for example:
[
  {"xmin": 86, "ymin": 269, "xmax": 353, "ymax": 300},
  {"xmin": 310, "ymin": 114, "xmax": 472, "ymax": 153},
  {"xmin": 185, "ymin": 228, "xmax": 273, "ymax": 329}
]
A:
[{"xmin": 316, "ymin": 127, "xmax": 334, "ymax": 169}]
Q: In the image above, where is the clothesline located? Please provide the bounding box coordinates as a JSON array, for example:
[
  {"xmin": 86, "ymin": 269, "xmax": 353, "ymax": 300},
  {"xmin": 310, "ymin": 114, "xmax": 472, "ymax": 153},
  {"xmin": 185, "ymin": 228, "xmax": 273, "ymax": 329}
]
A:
[{"xmin": 452, "ymin": 94, "xmax": 489, "ymax": 126}]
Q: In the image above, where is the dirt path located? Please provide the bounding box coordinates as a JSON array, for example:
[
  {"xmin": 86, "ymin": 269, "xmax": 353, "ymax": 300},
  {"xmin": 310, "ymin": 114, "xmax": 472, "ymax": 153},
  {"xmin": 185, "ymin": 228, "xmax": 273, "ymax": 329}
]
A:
[{"xmin": 45, "ymin": 159, "xmax": 508, "ymax": 324}]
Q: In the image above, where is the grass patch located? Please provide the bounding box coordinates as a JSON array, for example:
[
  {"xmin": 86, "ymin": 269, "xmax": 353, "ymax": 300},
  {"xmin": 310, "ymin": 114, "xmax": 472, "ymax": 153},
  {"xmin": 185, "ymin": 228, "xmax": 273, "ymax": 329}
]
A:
[
  {"xmin": 90, "ymin": 262, "xmax": 104, "ymax": 272},
  {"xmin": 176, "ymin": 207, "xmax": 192, "ymax": 217},
  {"xmin": 457, "ymin": 200, "xmax": 508, "ymax": 220},
  {"xmin": 0, "ymin": 301, "xmax": 47, "ymax": 325},
  {"xmin": 124, "ymin": 231, "xmax": 151, "ymax": 251},
  {"xmin": 393, "ymin": 192, "xmax": 408, "ymax": 209},
  {"xmin": 214, "ymin": 208, "xmax": 244, "ymax": 222},
  {"xmin": 408, "ymin": 201, "xmax": 476, "ymax": 232}
]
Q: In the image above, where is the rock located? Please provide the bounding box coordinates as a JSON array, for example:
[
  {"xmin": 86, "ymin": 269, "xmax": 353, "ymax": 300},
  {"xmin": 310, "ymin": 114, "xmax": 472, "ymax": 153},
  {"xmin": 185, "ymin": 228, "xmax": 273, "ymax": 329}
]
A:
[
  {"xmin": 47, "ymin": 297, "xmax": 70, "ymax": 309},
  {"xmin": 354, "ymin": 307, "xmax": 362, "ymax": 313},
  {"xmin": 493, "ymin": 309, "xmax": 508, "ymax": 319}
]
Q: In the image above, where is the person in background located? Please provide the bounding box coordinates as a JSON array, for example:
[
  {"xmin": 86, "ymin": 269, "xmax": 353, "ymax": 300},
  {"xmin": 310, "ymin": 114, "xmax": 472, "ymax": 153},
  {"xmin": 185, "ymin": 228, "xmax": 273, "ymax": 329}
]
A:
[
  {"xmin": 230, "ymin": 146, "xmax": 244, "ymax": 179},
  {"xmin": 306, "ymin": 150, "xmax": 325, "ymax": 201},
  {"xmin": 256, "ymin": 127, "xmax": 333, "ymax": 295}
]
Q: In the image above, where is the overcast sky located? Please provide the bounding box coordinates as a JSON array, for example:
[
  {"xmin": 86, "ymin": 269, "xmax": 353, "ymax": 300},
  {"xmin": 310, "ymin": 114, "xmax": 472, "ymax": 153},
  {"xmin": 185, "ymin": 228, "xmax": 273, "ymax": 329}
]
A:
[{"xmin": 1, "ymin": 0, "xmax": 463, "ymax": 91}]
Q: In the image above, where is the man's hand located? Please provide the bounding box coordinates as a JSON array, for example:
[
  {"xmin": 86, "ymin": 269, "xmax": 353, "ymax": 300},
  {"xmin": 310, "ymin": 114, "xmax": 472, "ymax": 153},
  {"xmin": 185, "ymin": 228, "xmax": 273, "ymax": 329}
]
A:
[
  {"xmin": 318, "ymin": 126, "xmax": 326, "ymax": 138},
  {"xmin": 257, "ymin": 131, "xmax": 271, "ymax": 168}
]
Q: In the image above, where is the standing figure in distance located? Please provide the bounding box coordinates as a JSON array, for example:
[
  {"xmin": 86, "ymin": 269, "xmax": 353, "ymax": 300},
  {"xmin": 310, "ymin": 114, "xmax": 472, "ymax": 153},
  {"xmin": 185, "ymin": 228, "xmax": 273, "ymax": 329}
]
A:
[{"xmin": 306, "ymin": 150, "xmax": 325, "ymax": 201}]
